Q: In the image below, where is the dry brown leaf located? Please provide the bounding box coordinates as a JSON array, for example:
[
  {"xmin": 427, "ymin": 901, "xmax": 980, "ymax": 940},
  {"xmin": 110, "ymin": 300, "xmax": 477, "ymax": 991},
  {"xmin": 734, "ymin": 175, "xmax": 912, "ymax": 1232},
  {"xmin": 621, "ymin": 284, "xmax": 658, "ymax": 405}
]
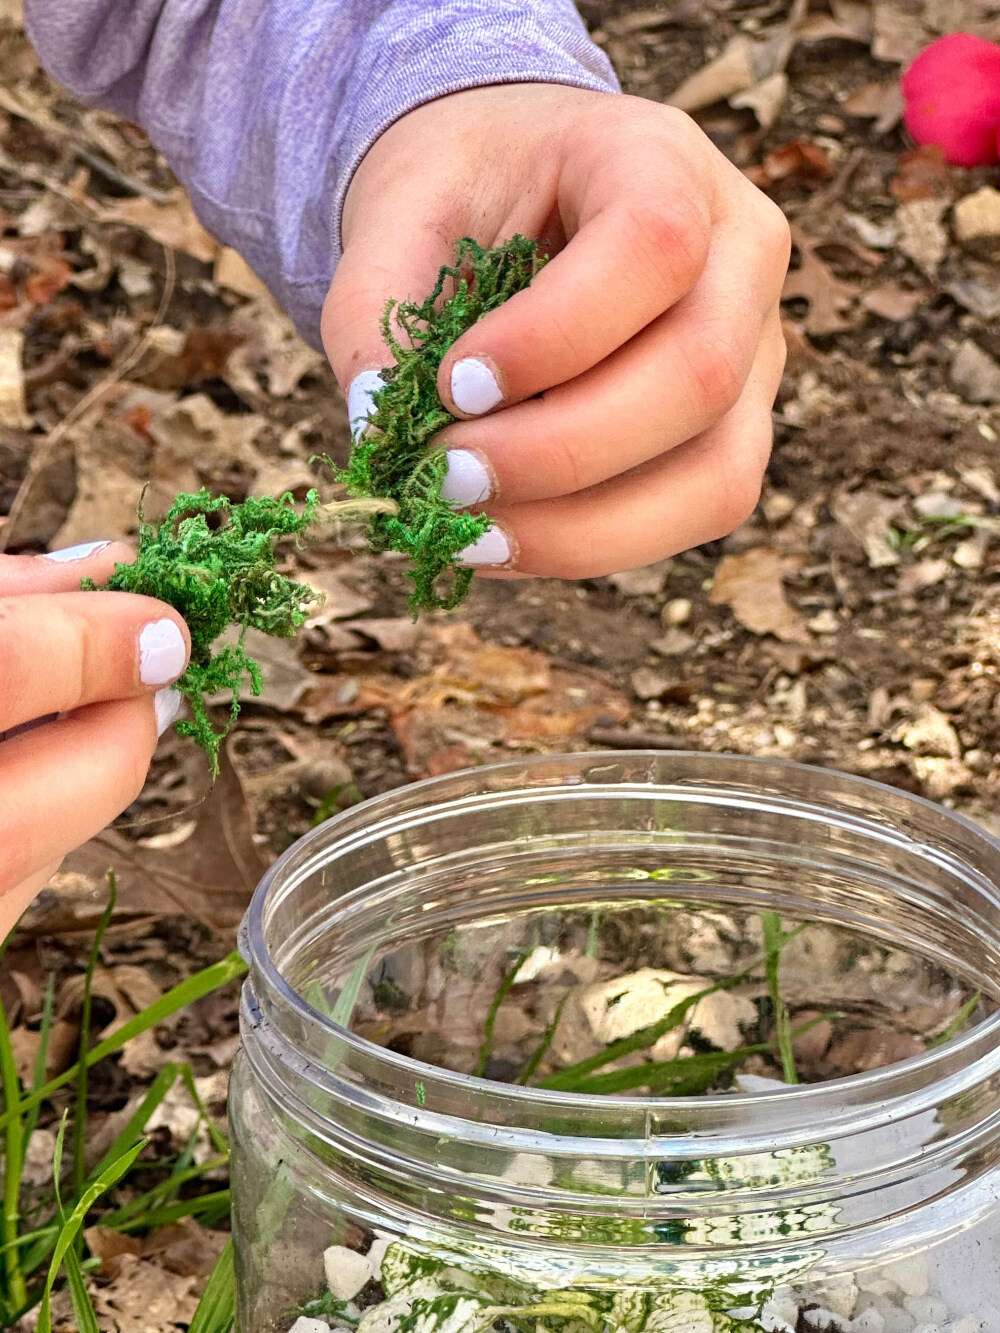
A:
[
  {"xmin": 890, "ymin": 145, "xmax": 952, "ymax": 201},
  {"xmin": 708, "ymin": 548, "xmax": 810, "ymax": 643},
  {"xmin": 667, "ymin": 35, "xmax": 756, "ymax": 110},
  {"xmin": 831, "ymin": 487, "xmax": 903, "ymax": 567},
  {"xmin": 100, "ymin": 189, "xmax": 219, "ymax": 264},
  {"xmin": 226, "ymin": 297, "xmax": 325, "ymax": 398},
  {"xmin": 0, "ymin": 328, "xmax": 30, "ymax": 427},
  {"xmin": 730, "ymin": 72, "xmax": 788, "ymax": 130},
  {"xmin": 213, "ymin": 246, "xmax": 271, "ymax": 299},
  {"xmin": 896, "ymin": 197, "xmax": 949, "ymax": 276},
  {"xmin": 872, "ymin": 0, "xmax": 930, "ymax": 62},
  {"xmin": 749, "ymin": 139, "xmax": 836, "ymax": 190},
  {"xmin": 781, "ymin": 229, "xmax": 857, "ymax": 335},
  {"xmin": 842, "ymin": 80, "xmax": 905, "ymax": 133},
  {"xmin": 91, "ymin": 1255, "xmax": 201, "ymax": 1333},
  {"xmin": 860, "ymin": 284, "xmax": 927, "ymax": 320},
  {"xmin": 341, "ymin": 618, "xmax": 423, "ymax": 652}
]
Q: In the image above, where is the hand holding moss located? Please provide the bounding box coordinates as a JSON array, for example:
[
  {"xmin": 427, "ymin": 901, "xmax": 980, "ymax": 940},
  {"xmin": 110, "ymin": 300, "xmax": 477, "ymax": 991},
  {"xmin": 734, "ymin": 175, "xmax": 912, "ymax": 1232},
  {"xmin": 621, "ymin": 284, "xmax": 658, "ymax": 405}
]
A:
[
  {"xmin": 0, "ymin": 542, "xmax": 190, "ymax": 939},
  {"xmin": 323, "ymin": 85, "xmax": 791, "ymax": 582}
]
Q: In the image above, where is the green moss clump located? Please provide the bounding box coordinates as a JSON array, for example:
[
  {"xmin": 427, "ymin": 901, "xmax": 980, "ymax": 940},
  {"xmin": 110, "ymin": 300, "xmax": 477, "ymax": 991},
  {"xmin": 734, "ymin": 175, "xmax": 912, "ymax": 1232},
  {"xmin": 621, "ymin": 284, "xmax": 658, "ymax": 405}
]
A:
[
  {"xmin": 339, "ymin": 235, "xmax": 546, "ymax": 613},
  {"xmin": 85, "ymin": 488, "xmax": 320, "ymax": 773}
]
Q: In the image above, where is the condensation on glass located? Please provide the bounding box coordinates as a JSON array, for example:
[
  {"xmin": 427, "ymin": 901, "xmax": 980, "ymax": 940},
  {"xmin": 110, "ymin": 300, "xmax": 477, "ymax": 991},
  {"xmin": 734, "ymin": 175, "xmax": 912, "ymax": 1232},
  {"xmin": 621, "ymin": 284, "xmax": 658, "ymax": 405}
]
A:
[{"xmin": 230, "ymin": 753, "xmax": 1000, "ymax": 1333}]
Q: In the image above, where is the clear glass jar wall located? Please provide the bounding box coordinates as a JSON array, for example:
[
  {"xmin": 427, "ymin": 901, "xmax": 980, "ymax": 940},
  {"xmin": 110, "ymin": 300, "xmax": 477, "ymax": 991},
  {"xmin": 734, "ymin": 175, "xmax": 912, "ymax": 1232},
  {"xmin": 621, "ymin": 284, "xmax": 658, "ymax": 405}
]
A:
[{"xmin": 231, "ymin": 753, "xmax": 1000, "ymax": 1333}]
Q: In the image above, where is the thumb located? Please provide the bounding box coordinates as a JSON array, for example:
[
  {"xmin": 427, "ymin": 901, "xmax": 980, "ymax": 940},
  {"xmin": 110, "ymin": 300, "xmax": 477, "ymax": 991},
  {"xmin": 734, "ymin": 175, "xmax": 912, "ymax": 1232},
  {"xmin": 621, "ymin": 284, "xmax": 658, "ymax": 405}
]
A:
[{"xmin": 321, "ymin": 227, "xmax": 455, "ymax": 440}]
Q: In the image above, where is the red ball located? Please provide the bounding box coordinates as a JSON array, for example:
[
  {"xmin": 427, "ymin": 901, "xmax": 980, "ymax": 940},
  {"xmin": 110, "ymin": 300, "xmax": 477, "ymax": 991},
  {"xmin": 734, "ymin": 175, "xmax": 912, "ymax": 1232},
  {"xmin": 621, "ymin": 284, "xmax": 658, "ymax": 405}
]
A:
[{"xmin": 902, "ymin": 33, "xmax": 1000, "ymax": 167}]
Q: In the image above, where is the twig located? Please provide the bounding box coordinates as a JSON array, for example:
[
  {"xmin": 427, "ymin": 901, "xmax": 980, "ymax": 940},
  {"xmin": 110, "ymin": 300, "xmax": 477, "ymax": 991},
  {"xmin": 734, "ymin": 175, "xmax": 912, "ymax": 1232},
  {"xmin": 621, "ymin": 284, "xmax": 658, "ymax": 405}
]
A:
[
  {"xmin": 587, "ymin": 727, "xmax": 692, "ymax": 750},
  {"xmin": 0, "ymin": 245, "xmax": 176, "ymax": 551}
]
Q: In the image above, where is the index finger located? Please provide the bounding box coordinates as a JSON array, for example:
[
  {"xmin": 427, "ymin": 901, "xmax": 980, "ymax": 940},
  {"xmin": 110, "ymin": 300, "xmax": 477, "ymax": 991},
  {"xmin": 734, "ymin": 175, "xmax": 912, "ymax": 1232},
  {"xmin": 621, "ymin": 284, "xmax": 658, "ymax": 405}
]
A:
[
  {"xmin": 438, "ymin": 106, "xmax": 714, "ymax": 417},
  {"xmin": 0, "ymin": 540, "xmax": 134, "ymax": 596}
]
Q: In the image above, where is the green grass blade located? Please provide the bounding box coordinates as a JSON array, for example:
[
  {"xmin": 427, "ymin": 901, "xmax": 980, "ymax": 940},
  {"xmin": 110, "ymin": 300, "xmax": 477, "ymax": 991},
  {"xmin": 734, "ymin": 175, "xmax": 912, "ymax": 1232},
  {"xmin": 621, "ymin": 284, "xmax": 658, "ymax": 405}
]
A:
[
  {"xmin": 0, "ymin": 951, "xmax": 247, "ymax": 1134},
  {"xmin": 517, "ymin": 994, "xmax": 569, "ymax": 1085},
  {"xmin": 74, "ymin": 876, "xmax": 117, "ymax": 1201},
  {"xmin": 187, "ymin": 1237, "xmax": 235, "ymax": 1333},
  {"xmin": 929, "ymin": 990, "xmax": 983, "ymax": 1048},
  {"xmin": 36, "ymin": 1133, "xmax": 144, "ymax": 1333},
  {"xmin": 88, "ymin": 1063, "xmax": 179, "ymax": 1182},
  {"xmin": 61, "ymin": 1242, "xmax": 101, "ymax": 1333},
  {"xmin": 0, "ymin": 972, "xmax": 28, "ymax": 1310},
  {"xmin": 114, "ymin": 1191, "xmax": 232, "ymax": 1234},
  {"xmin": 565, "ymin": 1047, "xmax": 764, "ymax": 1097},
  {"xmin": 23, "ymin": 973, "xmax": 57, "ymax": 1149},
  {"xmin": 474, "ymin": 952, "xmax": 527, "ymax": 1078},
  {"xmin": 180, "ymin": 1063, "xmax": 229, "ymax": 1156},
  {"xmin": 99, "ymin": 1157, "xmax": 229, "ymax": 1230},
  {"xmin": 330, "ymin": 946, "xmax": 376, "ymax": 1027},
  {"xmin": 761, "ymin": 912, "xmax": 798, "ymax": 1085}
]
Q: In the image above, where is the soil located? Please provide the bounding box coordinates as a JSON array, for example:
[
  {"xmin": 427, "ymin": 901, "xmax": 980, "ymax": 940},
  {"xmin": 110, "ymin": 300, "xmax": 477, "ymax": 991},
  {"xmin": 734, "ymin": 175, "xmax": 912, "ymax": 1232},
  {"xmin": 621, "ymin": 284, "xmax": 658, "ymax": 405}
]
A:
[{"xmin": 3, "ymin": 0, "xmax": 1000, "ymax": 1323}]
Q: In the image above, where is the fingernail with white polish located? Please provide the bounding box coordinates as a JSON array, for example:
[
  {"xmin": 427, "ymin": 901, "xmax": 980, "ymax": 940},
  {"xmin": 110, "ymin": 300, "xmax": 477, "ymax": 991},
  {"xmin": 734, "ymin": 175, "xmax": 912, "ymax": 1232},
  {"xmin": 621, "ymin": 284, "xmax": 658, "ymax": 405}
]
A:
[
  {"xmin": 347, "ymin": 369, "xmax": 385, "ymax": 439},
  {"xmin": 139, "ymin": 619, "xmax": 187, "ymax": 686},
  {"xmin": 451, "ymin": 358, "xmax": 503, "ymax": 416},
  {"xmin": 43, "ymin": 540, "xmax": 111, "ymax": 563},
  {"xmin": 458, "ymin": 526, "xmax": 511, "ymax": 567},
  {"xmin": 154, "ymin": 687, "xmax": 182, "ymax": 737},
  {"xmin": 441, "ymin": 450, "xmax": 492, "ymax": 507}
]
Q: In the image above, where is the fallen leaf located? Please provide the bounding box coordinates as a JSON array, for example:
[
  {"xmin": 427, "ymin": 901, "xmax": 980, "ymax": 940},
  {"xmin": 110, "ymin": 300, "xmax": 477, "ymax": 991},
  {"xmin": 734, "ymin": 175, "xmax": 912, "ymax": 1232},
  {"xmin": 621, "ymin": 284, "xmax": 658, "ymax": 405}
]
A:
[
  {"xmin": 782, "ymin": 228, "xmax": 857, "ymax": 335},
  {"xmin": 0, "ymin": 328, "xmax": 30, "ymax": 427},
  {"xmin": 607, "ymin": 558, "xmax": 673, "ymax": 596},
  {"xmin": 139, "ymin": 327, "xmax": 245, "ymax": 391},
  {"xmin": 842, "ymin": 80, "xmax": 905, "ymax": 133},
  {"xmin": 213, "ymin": 246, "xmax": 270, "ymax": 299},
  {"xmin": 896, "ymin": 198, "xmax": 949, "ymax": 276},
  {"xmin": 890, "ymin": 145, "xmax": 952, "ymax": 200},
  {"xmin": 944, "ymin": 274, "xmax": 1000, "ymax": 320},
  {"xmin": 756, "ymin": 139, "xmax": 835, "ymax": 188},
  {"xmin": 872, "ymin": 0, "xmax": 930, "ymax": 62},
  {"xmin": 708, "ymin": 548, "xmax": 810, "ymax": 643},
  {"xmin": 831, "ymin": 487, "xmax": 903, "ymax": 567},
  {"xmin": 226, "ymin": 297, "xmax": 325, "ymax": 398},
  {"xmin": 861, "ymin": 284, "xmax": 927, "ymax": 319},
  {"xmin": 100, "ymin": 189, "xmax": 219, "ymax": 264},
  {"xmin": 216, "ymin": 627, "xmax": 315, "ymax": 711},
  {"xmin": 302, "ymin": 568, "xmax": 375, "ymax": 624},
  {"xmin": 730, "ymin": 72, "xmax": 788, "ymax": 130},
  {"xmin": 668, "ymin": 35, "xmax": 757, "ymax": 110},
  {"xmin": 950, "ymin": 338, "xmax": 1000, "ymax": 404},
  {"xmin": 24, "ymin": 252, "xmax": 73, "ymax": 305},
  {"xmin": 341, "ymin": 618, "xmax": 423, "ymax": 652},
  {"xmin": 91, "ymin": 1255, "xmax": 202, "ymax": 1333}
]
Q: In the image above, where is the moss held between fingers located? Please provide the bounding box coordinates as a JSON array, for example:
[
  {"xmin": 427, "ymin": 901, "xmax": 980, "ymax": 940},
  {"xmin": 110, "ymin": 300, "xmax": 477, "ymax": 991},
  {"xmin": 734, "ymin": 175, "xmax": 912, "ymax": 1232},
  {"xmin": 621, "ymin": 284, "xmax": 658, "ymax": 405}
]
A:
[{"xmin": 338, "ymin": 234, "xmax": 546, "ymax": 613}]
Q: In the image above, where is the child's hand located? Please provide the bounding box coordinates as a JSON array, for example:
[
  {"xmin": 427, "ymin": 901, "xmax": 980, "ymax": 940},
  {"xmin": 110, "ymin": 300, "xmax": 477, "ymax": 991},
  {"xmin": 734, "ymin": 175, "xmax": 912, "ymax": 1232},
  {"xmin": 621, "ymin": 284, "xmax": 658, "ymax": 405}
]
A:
[
  {"xmin": 323, "ymin": 86, "xmax": 790, "ymax": 579},
  {"xmin": 0, "ymin": 543, "xmax": 190, "ymax": 939}
]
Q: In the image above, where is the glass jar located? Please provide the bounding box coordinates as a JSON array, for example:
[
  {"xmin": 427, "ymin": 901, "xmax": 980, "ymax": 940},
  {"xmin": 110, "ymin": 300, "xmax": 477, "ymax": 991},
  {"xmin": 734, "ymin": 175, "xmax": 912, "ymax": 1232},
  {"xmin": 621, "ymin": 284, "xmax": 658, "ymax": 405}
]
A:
[{"xmin": 230, "ymin": 752, "xmax": 1000, "ymax": 1333}]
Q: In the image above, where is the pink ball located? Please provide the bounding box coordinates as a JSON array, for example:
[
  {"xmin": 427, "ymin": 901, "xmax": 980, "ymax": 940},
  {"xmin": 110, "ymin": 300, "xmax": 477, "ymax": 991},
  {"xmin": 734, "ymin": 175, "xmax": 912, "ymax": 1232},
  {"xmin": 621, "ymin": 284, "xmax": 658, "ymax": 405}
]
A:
[{"xmin": 902, "ymin": 33, "xmax": 1000, "ymax": 167}]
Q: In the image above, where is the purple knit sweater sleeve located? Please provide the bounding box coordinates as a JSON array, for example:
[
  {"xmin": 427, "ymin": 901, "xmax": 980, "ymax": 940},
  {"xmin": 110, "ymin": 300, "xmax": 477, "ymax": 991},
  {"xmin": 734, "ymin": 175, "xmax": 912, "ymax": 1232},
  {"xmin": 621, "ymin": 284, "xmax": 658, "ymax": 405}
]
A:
[{"xmin": 24, "ymin": 1, "xmax": 618, "ymax": 348}]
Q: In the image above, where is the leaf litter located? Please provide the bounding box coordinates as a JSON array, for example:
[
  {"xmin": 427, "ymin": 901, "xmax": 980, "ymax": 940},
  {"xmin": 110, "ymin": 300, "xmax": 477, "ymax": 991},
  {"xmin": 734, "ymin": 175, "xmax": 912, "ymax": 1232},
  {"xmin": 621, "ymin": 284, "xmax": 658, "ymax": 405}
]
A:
[{"xmin": 5, "ymin": 0, "xmax": 1000, "ymax": 1323}]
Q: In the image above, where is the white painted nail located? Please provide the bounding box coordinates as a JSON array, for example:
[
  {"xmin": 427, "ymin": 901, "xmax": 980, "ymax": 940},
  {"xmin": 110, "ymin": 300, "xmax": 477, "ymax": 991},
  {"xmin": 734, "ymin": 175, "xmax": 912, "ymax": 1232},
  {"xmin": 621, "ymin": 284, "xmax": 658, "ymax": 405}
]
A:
[
  {"xmin": 441, "ymin": 450, "xmax": 491, "ymax": 507},
  {"xmin": 457, "ymin": 526, "xmax": 511, "ymax": 567},
  {"xmin": 139, "ymin": 619, "xmax": 187, "ymax": 686},
  {"xmin": 347, "ymin": 370, "xmax": 385, "ymax": 439},
  {"xmin": 43, "ymin": 540, "xmax": 111, "ymax": 563},
  {"xmin": 154, "ymin": 687, "xmax": 182, "ymax": 737},
  {"xmin": 451, "ymin": 358, "xmax": 502, "ymax": 416}
]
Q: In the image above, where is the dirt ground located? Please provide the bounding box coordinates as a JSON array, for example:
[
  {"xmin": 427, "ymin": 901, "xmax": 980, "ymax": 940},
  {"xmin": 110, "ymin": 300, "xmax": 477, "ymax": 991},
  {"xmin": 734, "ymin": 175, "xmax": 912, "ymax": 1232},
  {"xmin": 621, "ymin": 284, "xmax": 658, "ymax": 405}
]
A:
[{"xmin": 3, "ymin": 0, "xmax": 1000, "ymax": 1324}]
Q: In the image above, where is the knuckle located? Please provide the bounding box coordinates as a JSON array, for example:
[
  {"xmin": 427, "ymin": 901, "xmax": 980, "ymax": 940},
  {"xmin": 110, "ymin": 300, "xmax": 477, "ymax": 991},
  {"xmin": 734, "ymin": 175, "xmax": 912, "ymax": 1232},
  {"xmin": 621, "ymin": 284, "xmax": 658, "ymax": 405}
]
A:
[
  {"xmin": 713, "ymin": 425, "xmax": 773, "ymax": 535},
  {"xmin": 687, "ymin": 333, "xmax": 745, "ymax": 418},
  {"xmin": 620, "ymin": 195, "xmax": 706, "ymax": 291},
  {"xmin": 758, "ymin": 198, "xmax": 792, "ymax": 270}
]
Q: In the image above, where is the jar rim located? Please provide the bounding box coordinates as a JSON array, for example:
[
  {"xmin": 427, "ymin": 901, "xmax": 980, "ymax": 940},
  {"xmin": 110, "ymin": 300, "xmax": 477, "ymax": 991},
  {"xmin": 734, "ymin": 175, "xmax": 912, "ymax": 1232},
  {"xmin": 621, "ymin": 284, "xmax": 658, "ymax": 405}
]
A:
[{"xmin": 241, "ymin": 751, "xmax": 1000, "ymax": 1141}]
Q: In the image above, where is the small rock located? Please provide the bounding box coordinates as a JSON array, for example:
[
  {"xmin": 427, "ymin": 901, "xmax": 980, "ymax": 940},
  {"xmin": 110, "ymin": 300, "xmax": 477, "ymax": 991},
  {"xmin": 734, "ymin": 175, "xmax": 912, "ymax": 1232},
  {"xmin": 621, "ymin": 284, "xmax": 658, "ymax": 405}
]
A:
[
  {"xmin": 880, "ymin": 1256, "xmax": 930, "ymax": 1298},
  {"xmin": 651, "ymin": 629, "xmax": 695, "ymax": 657},
  {"xmin": 803, "ymin": 1311, "xmax": 849, "ymax": 1332},
  {"xmin": 850, "ymin": 1311, "xmax": 886, "ymax": 1333},
  {"xmin": 948, "ymin": 1318, "xmax": 983, "ymax": 1333},
  {"xmin": 804, "ymin": 1275, "xmax": 859, "ymax": 1318},
  {"xmin": 289, "ymin": 1320, "xmax": 331, "ymax": 1333},
  {"xmin": 367, "ymin": 1236, "xmax": 392, "ymax": 1278},
  {"xmin": 964, "ymin": 748, "xmax": 992, "ymax": 775},
  {"xmin": 953, "ymin": 532, "xmax": 989, "ymax": 569},
  {"xmin": 631, "ymin": 667, "xmax": 674, "ymax": 700},
  {"xmin": 323, "ymin": 1245, "xmax": 373, "ymax": 1301},
  {"xmin": 905, "ymin": 1300, "xmax": 948, "ymax": 1325},
  {"xmin": 808, "ymin": 608, "xmax": 840, "ymax": 635},
  {"xmin": 900, "ymin": 707, "xmax": 961, "ymax": 758},
  {"xmin": 662, "ymin": 597, "xmax": 693, "ymax": 626},
  {"xmin": 608, "ymin": 559, "xmax": 673, "ymax": 597},
  {"xmin": 953, "ymin": 186, "xmax": 1000, "ymax": 242},
  {"xmin": 949, "ymin": 339, "xmax": 1000, "ymax": 405},
  {"xmin": 912, "ymin": 490, "xmax": 964, "ymax": 519}
]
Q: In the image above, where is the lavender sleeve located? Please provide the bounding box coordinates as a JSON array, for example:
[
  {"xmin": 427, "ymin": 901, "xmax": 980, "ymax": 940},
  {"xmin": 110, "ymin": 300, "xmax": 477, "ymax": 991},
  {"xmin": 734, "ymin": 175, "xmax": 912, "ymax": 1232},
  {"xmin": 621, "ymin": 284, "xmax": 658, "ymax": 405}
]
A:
[{"xmin": 24, "ymin": 1, "xmax": 619, "ymax": 349}]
